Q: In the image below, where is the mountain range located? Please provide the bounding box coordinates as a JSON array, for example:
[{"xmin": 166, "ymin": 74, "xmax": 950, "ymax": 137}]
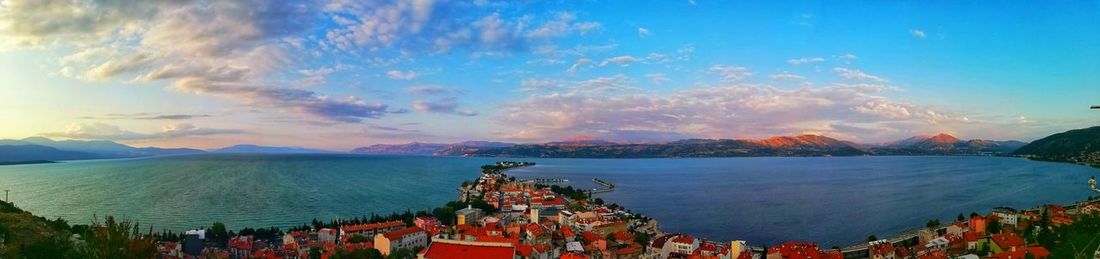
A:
[
  {"xmin": 351, "ymin": 141, "xmax": 515, "ymax": 156},
  {"xmin": 0, "ymin": 137, "xmax": 334, "ymax": 163},
  {"xmin": 1013, "ymin": 126, "xmax": 1100, "ymax": 166},
  {"xmin": 352, "ymin": 133, "xmax": 1029, "ymax": 158}
]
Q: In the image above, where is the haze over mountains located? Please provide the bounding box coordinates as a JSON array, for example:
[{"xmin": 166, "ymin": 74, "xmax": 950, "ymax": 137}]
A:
[
  {"xmin": 351, "ymin": 133, "xmax": 1031, "ymax": 158},
  {"xmin": 0, "ymin": 137, "xmax": 333, "ymax": 163},
  {"xmin": 0, "ymin": 128, "xmax": 1083, "ymax": 163}
]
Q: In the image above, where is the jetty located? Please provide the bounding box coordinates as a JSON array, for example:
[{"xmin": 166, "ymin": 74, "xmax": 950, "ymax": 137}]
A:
[{"xmin": 590, "ymin": 178, "xmax": 616, "ymax": 194}]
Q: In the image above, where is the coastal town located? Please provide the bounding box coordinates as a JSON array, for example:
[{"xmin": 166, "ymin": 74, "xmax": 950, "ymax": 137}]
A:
[{"xmin": 146, "ymin": 161, "xmax": 1100, "ymax": 259}]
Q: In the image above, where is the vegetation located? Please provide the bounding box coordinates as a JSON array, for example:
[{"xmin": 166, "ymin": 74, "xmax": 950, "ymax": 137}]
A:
[
  {"xmin": 0, "ymin": 200, "xmax": 158, "ymax": 258},
  {"xmin": 1014, "ymin": 125, "xmax": 1100, "ymax": 166},
  {"xmin": 1046, "ymin": 213, "xmax": 1100, "ymax": 258},
  {"xmin": 549, "ymin": 185, "xmax": 589, "ymax": 200}
]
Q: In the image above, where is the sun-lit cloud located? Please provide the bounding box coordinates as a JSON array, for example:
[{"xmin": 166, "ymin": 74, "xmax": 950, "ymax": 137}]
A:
[
  {"xmin": 386, "ymin": 70, "xmax": 419, "ymax": 80},
  {"xmin": 41, "ymin": 122, "xmax": 243, "ymax": 141},
  {"xmin": 833, "ymin": 67, "xmax": 887, "ymax": 82},
  {"xmin": 412, "ymin": 98, "xmax": 478, "ymax": 116},
  {"xmin": 708, "ymin": 65, "xmax": 753, "ymax": 82}
]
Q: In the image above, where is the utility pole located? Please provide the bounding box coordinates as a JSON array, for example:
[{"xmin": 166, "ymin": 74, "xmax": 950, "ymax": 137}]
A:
[
  {"xmin": 1092, "ymin": 105, "xmax": 1100, "ymax": 109},
  {"xmin": 4, "ymin": 190, "xmax": 7, "ymax": 202}
]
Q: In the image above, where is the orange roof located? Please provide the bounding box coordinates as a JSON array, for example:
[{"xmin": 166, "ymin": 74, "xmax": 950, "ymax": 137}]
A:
[
  {"xmin": 420, "ymin": 240, "xmax": 515, "ymax": 259},
  {"xmin": 383, "ymin": 226, "xmax": 425, "ymax": 240},
  {"xmin": 672, "ymin": 235, "xmax": 696, "ymax": 244},
  {"xmin": 342, "ymin": 221, "xmax": 405, "ymax": 232},
  {"xmin": 991, "ymin": 233, "xmax": 1024, "ymax": 249}
]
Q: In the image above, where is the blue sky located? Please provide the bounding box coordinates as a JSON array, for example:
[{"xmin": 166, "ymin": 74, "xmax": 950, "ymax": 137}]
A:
[{"xmin": 0, "ymin": 0, "xmax": 1098, "ymax": 149}]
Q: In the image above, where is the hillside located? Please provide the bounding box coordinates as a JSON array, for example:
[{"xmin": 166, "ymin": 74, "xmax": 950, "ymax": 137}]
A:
[
  {"xmin": 351, "ymin": 141, "xmax": 515, "ymax": 156},
  {"xmin": 876, "ymin": 133, "xmax": 1027, "ymax": 155},
  {"xmin": 1, "ymin": 137, "xmax": 205, "ymax": 158},
  {"xmin": 0, "ymin": 145, "xmax": 98, "ymax": 163},
  {"xmin": 470, "ymin": 135, "xmax": 870, "ymax": 158},
  {"xmin": 1014, "ymin": 126, "xmax": 1100, "ymax": 165},
  {"xmin": 211, "ymin": 144, "xmax": 331, "ymax": 154}
]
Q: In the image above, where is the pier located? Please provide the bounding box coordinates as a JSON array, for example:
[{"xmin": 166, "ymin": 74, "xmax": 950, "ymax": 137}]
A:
[
  {"xmin": 590, "ymin": 178, "xmax": 616, "ymax": 194},
  {"xmin": 530, "ymin": 178, "xmax": 569, "ymax": 183}
]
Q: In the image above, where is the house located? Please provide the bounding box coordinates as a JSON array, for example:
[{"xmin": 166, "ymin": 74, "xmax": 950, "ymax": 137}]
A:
[
  {"xmin": 991, "ymin": 207, "xmax": 1019, "ymax": 227},
  {"xmin": 375, "ymin": 227, "xmax": 429, "ymax": 255},
  {"xmin": 988, "ymin": 233, "xmax": 1025, "ymax": 254},
  {"xmin": 318, "ymin": 228, "xmax": 338, "ymax": 244},
  {"xmin": 969, "ymin": 215, "xmax": 987, "ymax": 234},
  {"xmin": 767, "ymin": 241, "xmax": 820, "ymax": 259},
  {"xmin": 418, "ymin": 238, "xmax": 516, "ymax": 259},
  {"xmin": 670, "ymin": 235, "xmax": 700, "ymax": 256},
  {"xmin": 415, "ymin": 216, "xmax": 444, "ymax": 235},
  {"xmin": 183, "ymin": 229, "xmax": 205, "ymax": 256},
  {"xmin": 989, "ymin": 245, "xmax": 1050, "ymax": 259},
  {"xmin": 228, "ymin": 235, "xmax": 254, "ymax": 258},
  {"xmin": 342, "ymin": 221, "xmax": 406, "ymax": 238},
  {"xmin": 869, "ymin": 240, "xmax": 896, "ymax": 259},
  {"xmin": 456, "ymin": 205, "xmax": 484, "ymax": 225}
]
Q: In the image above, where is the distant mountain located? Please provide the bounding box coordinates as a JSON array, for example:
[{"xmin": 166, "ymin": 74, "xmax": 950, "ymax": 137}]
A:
[
  {"xmin": 211, "ymin": 144, "xmax": 332, "ymax": 154},
  {"xmin": 878, "ymin": 133, "xmax": 1026, "ymax": 155},
  {"xmin": 0, "ymin": 137, "xmax": 205, "ymax": 158},
  {"xmin": 0, "ymin": 144, "xmax": 98, "ymax": 163},
  {"xmin": 1014, "ymin": 126, "xmax": 1100, "ymax": 165},
  {"xmin": 351, "ymin": 142, "xmax": 449, "ymax": 155},
  {"xmin": 469, "ymin": 135, "xmax": 870, "ymax": 158},
  {"xmin": 351, "ymin": 141, "xmax": 516, "ymax": 156}
]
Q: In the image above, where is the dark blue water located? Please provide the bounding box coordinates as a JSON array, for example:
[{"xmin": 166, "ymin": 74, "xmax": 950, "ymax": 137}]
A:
[
  {"xmin": 0, "ymin": 154, "xmax": 1095, "ymax": 247},
  {"xmin": 506, "ymin": 156, "xmax": 1100, "ymax": 247}
]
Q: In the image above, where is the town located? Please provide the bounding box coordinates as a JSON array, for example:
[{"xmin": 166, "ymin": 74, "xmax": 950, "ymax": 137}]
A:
[{"xmin": 151, "ymin": 161, "xmax": 1100, "ymax": 259}]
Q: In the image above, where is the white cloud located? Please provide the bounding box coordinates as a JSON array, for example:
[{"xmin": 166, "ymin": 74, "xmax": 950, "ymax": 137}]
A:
[
  {"xmin": 910, "ymin": 29, "xmax": 926, "ymax": 38},
  {"xmin": 566, "ymin": 58, "xmax": 593, "ymax": 74},
  {"xmin": 386, "ymin": 70, "xmax": 419, "ymax": 80},
  {"xmin": 646, "ymin": 73, "xmax": 671, "ymax": 84},
  {"xmin": 41, "ymin": 122, "xmax": 243, "ymax": 141},
  {"xmin": 833, "ymin": 67, "xmax": 887, "ymax": 82},
  {"xmin": 787, "ymin": 57, "xmax": 825, "ymax": 66},
  {"xmin": 637, "ymin": 27, "xmax": 651, "ymax": 38},
  {"xmin": 708, "ymin": 65, "xmax": 752, "ymax": 82},
  {"xmin": 599, "ymin": 55, "xmax": 639, "ymax": 66},
  {"xmin": 412, "ymin": 97, "xmax": 478, "ymax": 116},
  {"xmin": 495, "ymin": 83, "xmax": 973, "ymax": 142},
  {"xmin": 770, "ymin": 72, "xmax": 805, "ymax": 81}
]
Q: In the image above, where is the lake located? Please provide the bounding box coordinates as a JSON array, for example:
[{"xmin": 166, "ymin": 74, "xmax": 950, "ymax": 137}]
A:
[{"xmin": 0, "ymin": 154, "xmax": 1095, "ymax": 246}]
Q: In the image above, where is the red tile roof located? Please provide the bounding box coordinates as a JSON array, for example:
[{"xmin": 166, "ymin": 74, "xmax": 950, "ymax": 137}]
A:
[
  {"xmin": 672, "ymin": 235, "xmax": 696, "ymax": 245},
  {"xmin": 419, "ymin": 240, "xmax": 516, "ymax": 259},
  {"xmin": 383, "ymin": 226, "xmax": 425, "ymax": 240},
  {"xmin": 991, "ymin": 233, "xmax": 1024, "ymax": 250},
  {"xmin": 341, "ymin": 221, "xmax": 404, "ymax": 232}
]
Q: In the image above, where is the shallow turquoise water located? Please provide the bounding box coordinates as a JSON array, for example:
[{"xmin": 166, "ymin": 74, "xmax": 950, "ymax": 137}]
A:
[{"xmin": 0, "ymin": 154, "xmax": 1096, "ymax": 247}]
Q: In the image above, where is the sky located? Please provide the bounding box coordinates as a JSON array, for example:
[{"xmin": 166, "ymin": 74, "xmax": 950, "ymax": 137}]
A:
[{"xmin": 0, "ymin": 0, "xmax": 1098, "ymax": 150}]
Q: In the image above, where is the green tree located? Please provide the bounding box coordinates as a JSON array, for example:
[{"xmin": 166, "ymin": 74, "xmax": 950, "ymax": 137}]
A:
[
  {"xmin": 348, "ymin": 234, "xmax": 371, "ymax": 243},
  {"xmin": 309, "ymin": 247, "xmax": 323, "ymax": 259},
  {"xmin": 387, "ymin": 248, "xmax": 415, "ymax": 259},
  {"xmin": 957, "ymin": 213, "xmax": 965, "ymax": 222},
  {"xmin": 594, "ymin": 198, "xmax": 605, "ymax": 205},
  {"xmin": 926, "ymin": 219, "xmax": 940, "ymax": 228},
  {"xmin": 634, "ymin": 232, "xmax": 651, "ymax": 245},
  {"xmin": 988, "ymin": 219, "xmax": 1002, "ymax": 234},
  {"xmin": 432, "ymin": 207, "xmax": 455, "ymax": 226},
  {"xmin": 866, "ymin": 235, "xmax": 879, "ymax": 242}
]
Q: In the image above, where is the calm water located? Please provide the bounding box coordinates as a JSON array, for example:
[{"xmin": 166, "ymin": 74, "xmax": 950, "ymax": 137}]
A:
[
  {"xmin": 0, "ymin": 155, "xmax": 1096, "ymax": 246},
  {"xmin": 507, "ymin": 156, "xmax": 1100, "ymax": 246},
  {"xmin": 0, "ymin": 154, "xmax": 497, "ymax": 231}
]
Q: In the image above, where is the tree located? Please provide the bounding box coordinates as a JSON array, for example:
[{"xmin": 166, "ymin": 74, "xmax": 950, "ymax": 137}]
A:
[
  {"xmin": 957, "ymin": 213, "xmax": 965, "ymax": 222},
  {"xmin": 988, "ymin": 219, "xmax": 1002, "ymax": 234},
  {"xmin": 432, "ymin": 207, "xmax": 455, "ymax": 226},
  {"xmin": 634, "ymin": 232, "xmax": 651, "ymax": 245},
  {"xmin": 347, "ymin": 234, "xmax": 370, "ymax": 243},
  {"xmin": 866, "ymin": 235, "xmax": 879, "ymax": 242},
  {"xmin": 210, "ymin": 222, "xmax": 229, "ymax": 247},
  {"xmin": 309, "ymin": 247, "xmax": 323, "ymax": 259},
  {"xmin": 606, "ymin": 233, "xmax": 617, "ymax": 243},
  {"xmin": 926, "ymin": 219, "xmax": 941, "ymax": 228},
  {"xmin": 979, "ymin": 242, "xmax": 991, "ymax": 256},
  {"xmin": 387, "ymin": 248, "xmax": 415, "ymax": 259},
  {"xmin": 594, "ymin": 198, "xmax": 605, "ymax": 205}
]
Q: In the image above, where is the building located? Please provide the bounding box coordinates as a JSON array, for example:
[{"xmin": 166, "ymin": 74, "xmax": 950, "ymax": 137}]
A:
[
  {"xmin": 375, "ymin": 227, "xmax": 429, "ymax": 255},
  {"xmin": 767, "ymin": 241, "xmax": 820, "ymax": 259},
  {"xmin": 418, "ymin": 238, "xmax": 516, "ymax": 259},
  {"xmin": 670, "ymin": 235, "xmax": 700, "ymax": 255},
  {"xmin": 992, "ymin": 207, "xmax": 1019, "ymax": 227},
  {"xmin": 456, "ymin": 205, "xmax": 484, "ymax": 226},
  {"xmin": 342, "ymin": 221, "xmax": 405, "ymax": 238},
  {"xmin": 868, "ymin": 240, "xmax": 896, "ymax": 259},
  {"xmin": 989, "ymin": 233, "xmax": 1025, "ymax": 254},
  {"xmin": 183, "ymin": 229, "xmax": 205, "ymax": 256}
]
